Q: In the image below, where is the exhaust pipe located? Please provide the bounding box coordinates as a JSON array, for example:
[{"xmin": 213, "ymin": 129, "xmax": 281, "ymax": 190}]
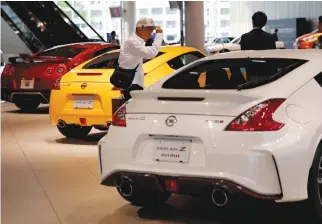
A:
[
  {"xmin": 117, "ymin": 176, "xmax": 133, "ymax": 197},
  {"xmin": 211, "ymin": 188, "xmax": 228, "ymax": 207},
  {"xmin": 57, "ymin": 120, "xmax": 66, "ymax": 128}
]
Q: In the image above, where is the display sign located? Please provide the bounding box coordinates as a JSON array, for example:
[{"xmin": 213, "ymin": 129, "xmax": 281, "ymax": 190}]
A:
[
  {"xmin": 265, "ymin": 19, "xmax": 298, "ymax": 49},
  {"xmin": 109, "ymin": 7, "xmax": 123, "ymax": 18}
]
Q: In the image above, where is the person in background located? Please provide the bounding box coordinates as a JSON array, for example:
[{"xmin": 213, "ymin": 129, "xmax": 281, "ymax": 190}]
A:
[
  {"xmin": 109, "ymin": 31, "xmax": 120, "ymax": 45},
  {"xmin": 240, "ymin": 11, "xmax": 276, "ymax": 50},
  {"xmin": 273, "ymin": 29, "xmax": 279, "ymax": 41},
  {"xmin": 118, "ymin": 17, "xmax": 163, "ymax": 101}
]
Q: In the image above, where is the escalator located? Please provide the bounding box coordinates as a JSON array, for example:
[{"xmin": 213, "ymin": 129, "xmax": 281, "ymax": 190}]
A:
[{"xmin": 1, "ymin": 1, "xmax": 105, "ymax": 53}]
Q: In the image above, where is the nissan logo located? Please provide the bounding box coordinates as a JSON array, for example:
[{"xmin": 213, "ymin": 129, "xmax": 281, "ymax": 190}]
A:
[
  {"xmin": 165, "ymin": 116, "xmax": 177, "ymax": 127},
  {"xmin": 81, "ymin": 83, "xmax": 87, "ymax": 89}
]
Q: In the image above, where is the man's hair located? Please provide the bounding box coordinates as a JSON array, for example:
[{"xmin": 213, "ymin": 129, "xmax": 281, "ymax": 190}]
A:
[
  {"xmin": 111, "ymin": 31, "xmax": 116, "ymax": 36},
  {"xmin": 252, "ymin": 11, "xmax": 268, "ymax": 28},
  {"xmin": 319, "ymin": 16, "xmax": 322, "ymax": 23}
]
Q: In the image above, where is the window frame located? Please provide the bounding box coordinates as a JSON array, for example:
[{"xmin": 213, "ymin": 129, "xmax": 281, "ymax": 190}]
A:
[
  {"xmin": 162, "ymin": 58, "xmax": 307, "ymax": 90},
  {"xmin": 166, "ymin": 51, "xmax": 205, "ymax": 70}
]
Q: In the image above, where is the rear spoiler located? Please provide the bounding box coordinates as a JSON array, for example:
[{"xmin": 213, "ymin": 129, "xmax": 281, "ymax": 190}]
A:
[{"xmin": 131, "ymin": 89, "xmax": 262, "ymax": 103}]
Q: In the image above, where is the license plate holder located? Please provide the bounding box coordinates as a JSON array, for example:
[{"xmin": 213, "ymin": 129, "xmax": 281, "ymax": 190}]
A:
[
  {"xmin": 20, "ymin": 79, "xmax": 34, "ymax": 89},
  {"xmin": 74, "ymin": 95, "xmax": 94, "ymax": 109},
  {"xmin": 153, "ymin": 138, "xmax": 192, "ymax": 163}
]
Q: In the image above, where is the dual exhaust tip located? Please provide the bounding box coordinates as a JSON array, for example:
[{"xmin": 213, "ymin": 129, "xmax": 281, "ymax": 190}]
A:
[
  {"xmin": 58, "ymin": 120, "xmax": 112, "ymax": 129},
  {"xmin": 117, "ymin": 176, "xmax": 228, "ymax": 207}
]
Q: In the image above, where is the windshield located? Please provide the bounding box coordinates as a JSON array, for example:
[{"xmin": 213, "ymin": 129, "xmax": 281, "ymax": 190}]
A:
[
  {"xmin": 231, "ymin": 37, "xmax": 241, "ymax": 44},
  {"xmin": 37, "ymin": 46, "xmax": 87, "ymax": 58},
  {"xmin": 162, "ymin": 58, "xmax": 306, "ymax": 90},
  {"xmin": 83, "ymin": 51, "xmax": 165, "ymax": 69}
]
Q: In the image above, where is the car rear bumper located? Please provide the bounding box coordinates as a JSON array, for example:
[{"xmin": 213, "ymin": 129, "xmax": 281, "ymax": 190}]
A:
[
  {"xmin": 1, "ymin": 88, "xmax": 51, "ymax": 103},
  {"xmin": 99, "ymin": 144, "xmax": 283, "ymax": 199}
]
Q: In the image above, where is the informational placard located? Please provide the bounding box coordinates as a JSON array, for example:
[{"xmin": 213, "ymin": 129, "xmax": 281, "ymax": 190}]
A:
[
  {"xmin": 109, "ymin": 7, "xmax": 123, "ymax": 18},
  {"xmin": 265, "ymin": 19, "xmax": 298, "ymax": 49}
]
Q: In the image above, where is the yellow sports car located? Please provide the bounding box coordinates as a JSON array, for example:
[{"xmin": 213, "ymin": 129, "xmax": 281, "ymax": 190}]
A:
[{"xmin": 49, "ymin": 46, "xmax": 205, "ymax": 138}]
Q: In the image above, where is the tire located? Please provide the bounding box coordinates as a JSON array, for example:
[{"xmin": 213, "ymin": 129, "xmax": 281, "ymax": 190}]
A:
[
  {"xmin": 14, "ymin": 99, "xmax": 40, "ymax": 112},
  {"xmin": 57, "ymin": 125, "xmax": 92, "ymax": 138},
  {"xmin": 116, "ymin": 185, "xmax": 171, "ymax": 207},
  {"xmin": 308, "ymin": 144, "xmax": 322, "ymax": 221}
]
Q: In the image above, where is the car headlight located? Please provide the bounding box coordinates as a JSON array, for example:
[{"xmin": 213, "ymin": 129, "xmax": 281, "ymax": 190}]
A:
[{"xmin": 303, "ymin": 36, "xmax": 314, "ymax": 41}]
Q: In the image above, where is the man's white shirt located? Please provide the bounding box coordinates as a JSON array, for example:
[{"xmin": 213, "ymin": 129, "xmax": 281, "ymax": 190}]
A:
[{"xmin": 118, "ymin": 33, "xmax": 163, "ymax": 87}]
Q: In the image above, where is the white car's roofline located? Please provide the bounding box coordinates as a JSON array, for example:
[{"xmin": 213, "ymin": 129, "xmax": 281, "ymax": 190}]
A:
[{"xmin": 203, "ymin": 49, "xmax": 322, "ymax": 61}]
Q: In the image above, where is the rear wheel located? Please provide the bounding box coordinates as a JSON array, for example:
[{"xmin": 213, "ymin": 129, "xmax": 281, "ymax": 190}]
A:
[
  {"xmin": 14, "ymin": 99, "xmax": 40, "ymax": 112},
  {"xmin": 57, "ymin": 125, "xmax": 92, "ymax": 138},
  {"xmin": 308, "ymin": 144, "xmax": 322, "ymax": 221},
  {"xmin": 116, "ymin": 185, "xmax": 171, "ymax": 207}
]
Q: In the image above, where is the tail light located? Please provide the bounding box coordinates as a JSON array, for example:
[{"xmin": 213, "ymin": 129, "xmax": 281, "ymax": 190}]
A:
[
  {"xmin": 46, "ymin": 67, "xmax": 53, "ymax": 75},
  {"xmin": 225, "ymin": 98, "xmax": 286, "ymax": 131},
  {"xmin": 112, "ymin": 103, "xmax": 127, "ymax": 127},
  {"xmin": 52, "ymin": 76, "xmax": 63, "ymax": 90},
  {"xmin": 112, "ymin": 86, "xmax": 120, "ymax": 91},
  {"xmin": 2, "ymin": 64, "xmax": 15, "ymax": 76}
]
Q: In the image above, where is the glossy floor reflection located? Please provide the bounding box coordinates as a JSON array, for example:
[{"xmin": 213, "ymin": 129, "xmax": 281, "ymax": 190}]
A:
[{"xmin": 1, "ymin": 102, "xmax": 318, "ymax": 224}]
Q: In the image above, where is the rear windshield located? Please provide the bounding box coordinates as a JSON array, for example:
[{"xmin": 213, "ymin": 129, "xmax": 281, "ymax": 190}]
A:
[
  {"xmin": 162, "ymin": 58, "xmax": 307, "ymax": 90},
  {"xmin": 83, "ymin": 52, "xmax": 164, "ymax": 69},
  {"xmin": 37, "ymin": 46, "xmax": 87, "ymax": 58}
]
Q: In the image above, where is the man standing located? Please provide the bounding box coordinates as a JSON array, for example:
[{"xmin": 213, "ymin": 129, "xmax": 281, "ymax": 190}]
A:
[
  {"xmin": 118, "ymin": 17, "xmax": 163, "ymax": 101},
  {"xmin": 240, "ymin": 11, "xmax": 276, "ymax": 50},
  {"xmin": 109, "ymin": 31, "xmax": 120, "ymax": 45}
]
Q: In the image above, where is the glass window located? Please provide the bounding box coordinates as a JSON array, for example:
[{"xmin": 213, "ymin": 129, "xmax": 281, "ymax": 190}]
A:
[
  {"xmin": 162, "ymin": 58, "xmax": 306, "ymax": 90},
  {"xmin": 220, "ymin": 8, "xmax": 230, "ymax": 15},
  {"xmin": 232, "ymin": 37, "xmax": 241, "ymax": 44},
  {"xmin": 166, "ymin": 7, "xmax": 177, "ymax": 14},
  {"xmin": 154, "ymin": 20, "xmax": 163, "ymax": 27},
  {"xmin": 151, "ymin": 8, "xmax": 163, "ymax": 15},
  {"xmin": 166, "ymin": 21, "xmax": 176, "ymax": 28},
  {"xmin": 37, "ymin": 46, "xmax": 87, "ymax": 58},
  {"xmin": 166, "ymin": 35, "xmax": 177, "ymax": 42},
  {"xmin": 220, "ymin": 33, "xmax": 230, "ymax": 38},
  {"xmin": 220, "ymin": 20, "xmax": 230, "ymax": 27},
  {"xmin": 167, "ymin": 52, "xmax": 205, "ymax": 70},
  {"xmin": 83, "ymin": 52, "xmax": 164, "ymax": 69},
  {"xmin": 93, "ymin": 46, "xmax": 120, "ymax": 57},
  {"xmin": 139, "ymin": 8, "xmax": 148, "ymax": 15},
  {"xmin": 91, "ymin": 10, "xmax": 102, "ymax": 17}
]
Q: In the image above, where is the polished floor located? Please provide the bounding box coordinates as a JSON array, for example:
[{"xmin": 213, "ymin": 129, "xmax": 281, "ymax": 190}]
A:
[{"xmin": 0, "ymin": 102, "xmax": 318, "ymax": 224}]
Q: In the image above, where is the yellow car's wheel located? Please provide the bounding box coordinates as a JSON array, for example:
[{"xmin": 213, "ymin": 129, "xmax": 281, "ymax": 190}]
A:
[{"xmin": 57, "ymin": 125, "xmax": 92, "ymax": 139}]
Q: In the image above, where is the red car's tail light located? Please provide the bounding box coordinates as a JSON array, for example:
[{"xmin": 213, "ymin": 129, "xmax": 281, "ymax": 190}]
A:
[
  {"xmin": 225, "ymin": 98, "xmax": 286, "ymax": 131},
  {"xmin": 3, "ymin": 64, "xmax": 14, "ymax": 76},
  {"xmin": 56, "ymin": 64, "xmax": 67, "ymax": 74},
  {"xmin": 52, "ymin": 76, "xmax": 63, "ymax": 90},
  {"xmin": 46, "ymin": 67, "xmax": 53, "ymax": 75},
  {"xmin": 112, "ymin": 103, "xmax": 127, "ymax": 127}
]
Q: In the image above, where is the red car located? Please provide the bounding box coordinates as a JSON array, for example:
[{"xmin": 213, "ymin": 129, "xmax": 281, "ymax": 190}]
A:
[{"xmin": 1, "ymin": 42, "xmax": 119, "ymax": 111}]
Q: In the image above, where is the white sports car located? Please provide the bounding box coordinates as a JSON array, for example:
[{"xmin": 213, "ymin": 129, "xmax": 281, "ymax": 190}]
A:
[
  {"xmin": 205, "ymin": 36, "xmax": 285, "ymax": 54},
  {"xmin": 98, "ymin": 49, "xmax": 322, "ymax": 220}
]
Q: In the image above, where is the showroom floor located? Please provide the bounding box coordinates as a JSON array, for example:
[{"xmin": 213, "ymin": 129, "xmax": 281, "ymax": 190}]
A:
[{"xmin": 0, "ymin": 102, "xmax": 318, "ymax": 224}]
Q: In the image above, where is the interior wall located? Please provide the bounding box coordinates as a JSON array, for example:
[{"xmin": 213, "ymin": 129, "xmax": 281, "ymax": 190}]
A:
[
  {"xmin": 1, "ymin": 17, "xmax": 32, "ymax": 63},
  {"xmin": 230, "ymin": 1, "xmax": 322, "ymax": 37}
]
